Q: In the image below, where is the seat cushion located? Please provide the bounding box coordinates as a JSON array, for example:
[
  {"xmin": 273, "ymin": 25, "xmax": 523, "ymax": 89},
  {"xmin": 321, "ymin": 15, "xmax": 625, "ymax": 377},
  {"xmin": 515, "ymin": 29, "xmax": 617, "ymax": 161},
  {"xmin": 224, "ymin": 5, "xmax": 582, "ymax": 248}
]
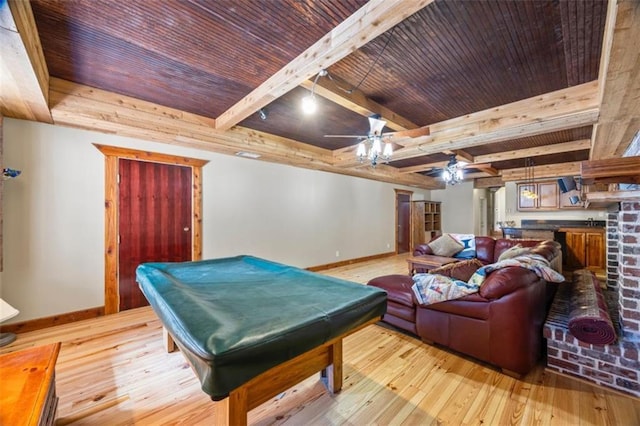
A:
[{"xmin": 367, "ymin": 274, "xmax": 415, "ymax": 307}]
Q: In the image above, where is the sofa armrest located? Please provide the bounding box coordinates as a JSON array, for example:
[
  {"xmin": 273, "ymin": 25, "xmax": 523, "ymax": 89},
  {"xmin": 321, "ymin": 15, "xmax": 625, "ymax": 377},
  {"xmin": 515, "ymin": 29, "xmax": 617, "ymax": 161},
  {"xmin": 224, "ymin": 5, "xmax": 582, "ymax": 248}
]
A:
[
  {"xmin": 478, "ymin": 267, "xmax": 538, "ymax": 300},
  {"xmin": 413, "ymin": 244, "xmax": 434, "ymax": 256}
]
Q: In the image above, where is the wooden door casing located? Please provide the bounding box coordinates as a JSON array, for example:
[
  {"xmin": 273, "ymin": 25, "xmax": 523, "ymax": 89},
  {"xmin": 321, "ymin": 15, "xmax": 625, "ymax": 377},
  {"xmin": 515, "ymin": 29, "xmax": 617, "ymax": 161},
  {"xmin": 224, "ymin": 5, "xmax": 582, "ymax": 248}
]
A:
[{"xmin": 118, "ymin": 159, "xmax": 193, "ymax": 311}]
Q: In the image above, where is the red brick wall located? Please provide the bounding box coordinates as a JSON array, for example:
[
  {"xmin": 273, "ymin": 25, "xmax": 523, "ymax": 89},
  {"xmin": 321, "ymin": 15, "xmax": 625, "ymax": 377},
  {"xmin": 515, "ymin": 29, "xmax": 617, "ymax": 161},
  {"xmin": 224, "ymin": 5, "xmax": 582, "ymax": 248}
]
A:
[
  {"xmin": 544, "ymin": 201, "xmax": 640, "ymax": 397},
  {"xmin": 619, "ymin": 202, "xmax": 640, "ymax": 338}
]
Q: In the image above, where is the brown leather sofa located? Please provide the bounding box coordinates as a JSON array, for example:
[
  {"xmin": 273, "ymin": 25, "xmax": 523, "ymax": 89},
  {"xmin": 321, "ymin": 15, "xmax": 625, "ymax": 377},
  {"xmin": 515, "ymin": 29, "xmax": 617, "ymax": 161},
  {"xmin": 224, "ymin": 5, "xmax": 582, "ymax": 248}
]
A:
[{"xmin": 368, "ymin": 237, "xmax": 562, "ymax": 376}]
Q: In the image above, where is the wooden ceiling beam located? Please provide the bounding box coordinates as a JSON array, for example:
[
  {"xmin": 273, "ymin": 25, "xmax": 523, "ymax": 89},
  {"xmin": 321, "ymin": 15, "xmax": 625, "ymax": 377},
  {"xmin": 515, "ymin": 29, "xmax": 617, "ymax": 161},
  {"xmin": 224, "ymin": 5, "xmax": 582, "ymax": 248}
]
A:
[
  {"xmin": 473, "ymin": 164, "xmax": 499, "ymax": 176},
  {"xmin": 334, "ymin": 81, "xmax": 600, "ymax": 167},
  {"xmin": 300, "ymin": 73, "xmax": 419, "ymax": 131},
  {"xmin": 591, "ymin": 0, "xmax": 640, "ymax": 159},
  {"xmin": 215, "ymin": 0, "xmax": 433, "ymax": 131},
  {"xmin": 473, "ymin": 139, "xmax": 591, "ymax": 164},
  {"xmin": 50, "ymin": 79, "xmax": 441, "ymax": 189},
  {"xmin": 500, "ymin": 162, "xmax": 582, "ymax": 181},
  {"xmin": 581, "ymin": 156, "xmax": 640, "ymax": 183},
  {"xmin": 474, "ymin": 176, "xmax": 504, "ymax": 189},
  {"xmin": 0, "ymin": 0, "xmax": 51, "ymax": 122}
]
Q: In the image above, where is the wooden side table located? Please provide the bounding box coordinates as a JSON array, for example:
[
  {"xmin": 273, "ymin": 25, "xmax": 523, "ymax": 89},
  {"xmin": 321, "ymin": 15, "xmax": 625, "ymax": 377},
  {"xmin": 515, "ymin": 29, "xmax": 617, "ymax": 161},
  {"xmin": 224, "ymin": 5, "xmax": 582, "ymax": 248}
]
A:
[
  {"xmin": 406, "ymin": 255, "xmax": 459, "ymax": 275},
  {"xmin": 0, "ymin": 342, "xmax": 61, "ymax": 426}
]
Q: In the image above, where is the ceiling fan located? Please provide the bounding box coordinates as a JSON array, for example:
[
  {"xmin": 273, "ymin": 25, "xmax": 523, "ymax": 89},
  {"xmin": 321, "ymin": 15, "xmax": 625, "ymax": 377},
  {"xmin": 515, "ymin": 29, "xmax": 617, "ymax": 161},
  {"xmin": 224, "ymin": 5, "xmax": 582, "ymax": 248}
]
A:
[{"xmin": 325, "ymin": 114, "xmax": 430, "ymax": 166}]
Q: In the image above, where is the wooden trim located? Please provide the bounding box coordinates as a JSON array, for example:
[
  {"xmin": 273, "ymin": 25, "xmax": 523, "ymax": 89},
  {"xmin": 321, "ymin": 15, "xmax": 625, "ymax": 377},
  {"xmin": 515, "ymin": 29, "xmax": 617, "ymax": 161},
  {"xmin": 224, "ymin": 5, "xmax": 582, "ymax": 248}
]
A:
[
  {"xmin": 0, "ymin": 307, "xmax": 104, "ymax": 334},
  {"xmin": 394, "ymin": 189, "xmax": 413, "ymax": 254},
  {"xmin": 93, "ymin": 144, "xmax": 208, "ymax": 314},
  {"xmin": 306, "ymin": 252, "xmax": 395, "ymax": 272},
  {"xmin": 0, "ymin": 0, "xmax": 52, "ymax": 123}
]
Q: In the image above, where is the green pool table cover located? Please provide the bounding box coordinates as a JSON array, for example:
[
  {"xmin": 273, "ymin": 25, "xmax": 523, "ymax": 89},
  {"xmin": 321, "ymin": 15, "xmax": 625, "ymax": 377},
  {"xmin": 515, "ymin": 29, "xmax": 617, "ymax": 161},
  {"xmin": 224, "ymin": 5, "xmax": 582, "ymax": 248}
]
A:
[{"xmin": 136, "ymin": 255, "xmax": 387, "ymax": 400}]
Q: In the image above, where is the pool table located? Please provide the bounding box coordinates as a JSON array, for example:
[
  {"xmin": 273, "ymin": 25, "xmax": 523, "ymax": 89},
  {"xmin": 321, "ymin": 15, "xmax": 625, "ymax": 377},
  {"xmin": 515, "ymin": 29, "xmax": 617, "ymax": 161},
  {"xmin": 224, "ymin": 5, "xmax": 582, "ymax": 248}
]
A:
[{"xmin": 136, "ymin": 255, "xmax": 386, "ymax": 425}]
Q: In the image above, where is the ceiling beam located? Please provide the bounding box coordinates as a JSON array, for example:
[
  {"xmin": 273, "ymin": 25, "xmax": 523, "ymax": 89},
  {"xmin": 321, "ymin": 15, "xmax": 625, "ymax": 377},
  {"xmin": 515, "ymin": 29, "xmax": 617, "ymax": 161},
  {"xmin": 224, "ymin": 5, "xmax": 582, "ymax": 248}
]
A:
[
  {"xmin": 500, "ymin": 162, "xmax": 582, "ymax": 182},
  {"xmin": 0, "ymin": 0, "xmax": 51, "ymax": 122},
  {"xmin": 581, "ymin": 156, "xmax": 640, "ymax": 183},
  {"xmin": 214, "ymin": 0, "xmax": 433, "ymax": 131},
  {"xmin": 473, "ymin": 139, "xmax": 591, "ymax": 164},
  {"xmin": 334, "ymin": 81, "xmax": 600, "ymax": 167},
  {"xmin": 50, "ymin": 78, "xmax": 442, "ymax": 189},
  {"xmin": 591, "ymin": 0, "xmax": 640, "ymax": 159},
  {"xmin": 474, "ymin": 177, "xmax": 504, "ymax": 189},
  {"xmin": 299, "ymin": 73, "xmax": 419, "ymax": 131}
]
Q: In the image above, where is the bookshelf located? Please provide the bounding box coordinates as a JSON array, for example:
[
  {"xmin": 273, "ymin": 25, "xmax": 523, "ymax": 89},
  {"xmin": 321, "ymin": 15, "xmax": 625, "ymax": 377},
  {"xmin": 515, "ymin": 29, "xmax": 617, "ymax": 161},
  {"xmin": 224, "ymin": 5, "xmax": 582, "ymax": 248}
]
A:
[{"xmin": 411, "ymin": 201, "xmax": 442, "ymax": 248}]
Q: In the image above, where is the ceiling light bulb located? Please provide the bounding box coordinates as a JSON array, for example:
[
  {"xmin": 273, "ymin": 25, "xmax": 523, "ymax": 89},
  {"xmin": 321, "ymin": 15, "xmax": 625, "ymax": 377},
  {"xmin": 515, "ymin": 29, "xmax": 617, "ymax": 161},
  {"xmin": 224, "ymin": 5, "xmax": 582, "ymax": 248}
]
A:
[
  {"xmin": 302, "ymin": 95, "xmax": 317, "ymax": 114},
  {"xmin": 455, "ymin": 169, "xmax": 463, "ymax": 180},
  {"xmin": 356, "ymin": 142, "xmax": 367, "ymax": 160},
  {"xmin": 443, "ymin": 169, "xmax": 451, "ymax": 181},
  {"xmin": 383, "ymin": 142, "xmax": 393, "ymax": 158},
  {"xmin": 371, "ymin": 137, "xmax": 382, "ymax": 155}
]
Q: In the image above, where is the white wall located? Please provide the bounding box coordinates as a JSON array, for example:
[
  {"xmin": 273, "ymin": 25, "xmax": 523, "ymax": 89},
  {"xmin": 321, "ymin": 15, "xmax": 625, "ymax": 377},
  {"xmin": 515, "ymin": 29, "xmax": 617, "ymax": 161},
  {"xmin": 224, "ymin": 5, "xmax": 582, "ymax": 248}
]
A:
[
  {"xmin": 1, "ymin": 118, "xmax": 430, "ymax": 322},
  {"xmin": 430, "ymin": 181, "xmax": 475, "ymax": 234}
]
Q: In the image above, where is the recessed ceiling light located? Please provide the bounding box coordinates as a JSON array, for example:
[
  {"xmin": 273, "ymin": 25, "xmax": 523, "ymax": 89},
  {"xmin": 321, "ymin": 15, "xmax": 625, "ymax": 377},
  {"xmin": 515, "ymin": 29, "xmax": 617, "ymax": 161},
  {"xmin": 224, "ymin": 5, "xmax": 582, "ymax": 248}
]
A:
[{"xmin": 235, "ymin": 151, "xmax": 261, "ymax": 159}]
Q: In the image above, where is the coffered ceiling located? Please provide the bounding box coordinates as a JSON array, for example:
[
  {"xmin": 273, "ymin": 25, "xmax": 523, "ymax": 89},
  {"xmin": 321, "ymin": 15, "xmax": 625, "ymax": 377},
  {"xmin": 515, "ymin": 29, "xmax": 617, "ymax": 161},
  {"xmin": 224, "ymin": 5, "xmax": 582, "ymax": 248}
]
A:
[{"xmin": 1, "ymin": 0, "xmax": 638, "ymax": 190}]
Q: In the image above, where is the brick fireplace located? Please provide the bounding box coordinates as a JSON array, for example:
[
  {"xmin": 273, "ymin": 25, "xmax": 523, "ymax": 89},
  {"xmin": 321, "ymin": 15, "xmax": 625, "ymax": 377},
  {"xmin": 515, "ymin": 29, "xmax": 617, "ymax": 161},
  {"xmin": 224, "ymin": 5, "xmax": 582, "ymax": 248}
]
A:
[{"xmin": 544, "ymin": 201, "xmax": 640, "ymax": 397}]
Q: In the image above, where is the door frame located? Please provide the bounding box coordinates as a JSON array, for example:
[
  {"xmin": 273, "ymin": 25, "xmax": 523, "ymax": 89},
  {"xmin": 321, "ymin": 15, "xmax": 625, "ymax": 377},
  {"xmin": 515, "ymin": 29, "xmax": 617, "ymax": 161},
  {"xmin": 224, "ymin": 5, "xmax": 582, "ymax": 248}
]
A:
[
  {"xmin": 394, "ymin": 189, "xmax": 413, "ymax": 254},
  {"xmin": 94, "ymin": 144, "xmax": 209, "ymax": 314}
]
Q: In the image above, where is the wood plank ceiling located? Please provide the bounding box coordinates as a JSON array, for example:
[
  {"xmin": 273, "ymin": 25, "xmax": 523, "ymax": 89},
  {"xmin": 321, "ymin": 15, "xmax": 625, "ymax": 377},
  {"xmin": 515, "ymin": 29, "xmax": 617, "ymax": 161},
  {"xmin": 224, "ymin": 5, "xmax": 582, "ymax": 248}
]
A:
[{"xmin": 1, "ymin": 0, "xmax": 638, "ymax": 190}]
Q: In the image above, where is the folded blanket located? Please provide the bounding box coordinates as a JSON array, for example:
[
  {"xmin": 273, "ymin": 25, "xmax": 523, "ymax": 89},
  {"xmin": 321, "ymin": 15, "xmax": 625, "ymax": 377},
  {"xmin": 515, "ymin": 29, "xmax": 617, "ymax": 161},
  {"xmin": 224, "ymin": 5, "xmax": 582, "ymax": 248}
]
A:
[{"xmin": 412, "ymin": 253, "xmax": 565, "ymax": 306}]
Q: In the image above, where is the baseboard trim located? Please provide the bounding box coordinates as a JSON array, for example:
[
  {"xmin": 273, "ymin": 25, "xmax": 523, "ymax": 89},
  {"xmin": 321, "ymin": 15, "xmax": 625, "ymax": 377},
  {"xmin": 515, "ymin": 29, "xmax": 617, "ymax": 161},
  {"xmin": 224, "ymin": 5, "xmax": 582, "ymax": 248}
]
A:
[
  {"xmin": 307, "ymin": 251, "xmax": 396, "ymax": 272},
  {"xmin": 0, "ymin": 306, "xmax": 105, "ymax": 334}
]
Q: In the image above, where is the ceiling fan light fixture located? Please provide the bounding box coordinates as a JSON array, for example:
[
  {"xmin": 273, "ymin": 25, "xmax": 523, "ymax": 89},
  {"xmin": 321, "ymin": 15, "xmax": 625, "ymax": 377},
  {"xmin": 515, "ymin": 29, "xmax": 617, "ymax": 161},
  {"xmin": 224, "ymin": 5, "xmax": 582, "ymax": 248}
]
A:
[
  {"xmin": 383, "ymin": 142, "xmax": 393, "ymax": 158},
  {"xmin": 301, "ymin": 95, "xmax": 317, "ymax": 114},
  {"xmin": 442, "ymin": 155, "xmax": 463, "ymax": 185}
]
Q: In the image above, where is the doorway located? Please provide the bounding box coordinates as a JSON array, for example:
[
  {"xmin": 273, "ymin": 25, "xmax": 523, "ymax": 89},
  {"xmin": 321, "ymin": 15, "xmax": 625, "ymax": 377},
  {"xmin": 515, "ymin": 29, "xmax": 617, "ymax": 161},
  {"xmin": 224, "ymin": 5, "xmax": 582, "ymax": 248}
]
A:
[
  {"xmin": 94, "ymin": 144, "xmax": 208, "ymax": 314},
  {"xmin": 395, "ymin": 190, "xmax": 412, "ymax": 253}
]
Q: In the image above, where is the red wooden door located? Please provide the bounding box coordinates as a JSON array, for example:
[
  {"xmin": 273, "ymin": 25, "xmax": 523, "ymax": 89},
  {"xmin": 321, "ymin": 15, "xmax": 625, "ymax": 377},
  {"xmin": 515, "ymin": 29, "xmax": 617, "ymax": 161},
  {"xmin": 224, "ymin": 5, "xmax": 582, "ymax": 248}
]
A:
[{"xmin": 118, "ymin": 159, "xmax": 193, "ymax": 311}]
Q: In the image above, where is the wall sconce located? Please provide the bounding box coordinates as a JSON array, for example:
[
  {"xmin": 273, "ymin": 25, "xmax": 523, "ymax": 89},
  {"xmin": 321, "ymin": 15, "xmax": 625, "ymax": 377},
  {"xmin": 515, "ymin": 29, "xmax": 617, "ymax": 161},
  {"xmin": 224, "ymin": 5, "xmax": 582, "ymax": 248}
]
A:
[{"xmin": 2, "ymin": 168, "xmax": 21, "ymax": 180}]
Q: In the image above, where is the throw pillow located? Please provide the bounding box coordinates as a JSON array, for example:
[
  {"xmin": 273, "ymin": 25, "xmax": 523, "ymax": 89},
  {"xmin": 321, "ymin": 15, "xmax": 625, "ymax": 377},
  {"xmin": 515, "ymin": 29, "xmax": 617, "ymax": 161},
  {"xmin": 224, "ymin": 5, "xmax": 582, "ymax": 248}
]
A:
[
  {"xmin": 427, "ymin": 233, "xmax": 464, "ymax": 257},
  {"xmin": 429, "ymin": 258, "xmax": 484, "ymax": 282},
  {"xmin": 449, "ymin": 233, "xmax": 476, "ymax": 259},
  {"xmin": 497, "ymin": 244, "xmax": 531, "ymax": 262}
]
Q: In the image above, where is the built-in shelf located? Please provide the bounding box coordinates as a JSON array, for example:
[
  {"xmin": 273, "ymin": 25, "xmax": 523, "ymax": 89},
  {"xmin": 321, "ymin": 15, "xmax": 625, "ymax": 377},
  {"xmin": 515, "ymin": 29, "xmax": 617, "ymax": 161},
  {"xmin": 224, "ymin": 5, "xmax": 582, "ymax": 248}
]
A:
[{"xmin": 584, "ymin": 190, "xmax": 640, "ymax": 208}]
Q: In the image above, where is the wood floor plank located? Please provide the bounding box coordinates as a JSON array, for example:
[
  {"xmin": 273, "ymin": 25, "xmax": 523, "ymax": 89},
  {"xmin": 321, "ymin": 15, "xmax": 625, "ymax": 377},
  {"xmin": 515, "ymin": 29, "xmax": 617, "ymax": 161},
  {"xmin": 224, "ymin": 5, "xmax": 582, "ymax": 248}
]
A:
[{"xmin": 1, "ymin": 254, "xmax": 639, "ymax": 425}]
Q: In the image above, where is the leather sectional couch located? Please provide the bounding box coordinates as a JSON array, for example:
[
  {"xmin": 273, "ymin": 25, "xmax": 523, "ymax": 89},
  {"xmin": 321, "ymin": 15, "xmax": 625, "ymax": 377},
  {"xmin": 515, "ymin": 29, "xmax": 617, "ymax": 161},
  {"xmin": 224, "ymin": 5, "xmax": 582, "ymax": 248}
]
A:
[{"xmin": 368, "ymin": 237, "xmax": 562, "ymax": 376}]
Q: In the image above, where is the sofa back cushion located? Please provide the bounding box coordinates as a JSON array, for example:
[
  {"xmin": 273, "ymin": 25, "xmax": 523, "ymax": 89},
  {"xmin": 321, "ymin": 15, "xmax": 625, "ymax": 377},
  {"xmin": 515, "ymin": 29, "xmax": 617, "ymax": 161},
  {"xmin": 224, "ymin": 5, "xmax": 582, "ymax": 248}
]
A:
[
  {"xmin": 493, "ymin": 239, "xmax": 541, "ymax": 263},
  {"xmin": 428, "ymin": 258, "xmax": 484, "ymax": 282},
  {"xmin": 474, "ymin": 236, "xmax": 496, "ymax": 264},
  {"xmin": 478, "ymin": 267, "xmax": 539, "ymax": 300}
]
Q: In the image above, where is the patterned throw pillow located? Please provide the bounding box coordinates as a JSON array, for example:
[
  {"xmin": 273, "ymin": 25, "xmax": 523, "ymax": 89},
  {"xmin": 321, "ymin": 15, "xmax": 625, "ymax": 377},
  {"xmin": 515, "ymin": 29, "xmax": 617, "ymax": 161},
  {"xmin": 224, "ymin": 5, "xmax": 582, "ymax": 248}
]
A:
[
  {"xmin": 449, "ymin": 233, "xmax": 476, "ymax": 259},
  {"xmin": 427, "ymin": 233, "xmax": 464, "ymax": 257},
  {"xmin": 429, "ymin": 258, "xmax": 484, "ymax": 282}
]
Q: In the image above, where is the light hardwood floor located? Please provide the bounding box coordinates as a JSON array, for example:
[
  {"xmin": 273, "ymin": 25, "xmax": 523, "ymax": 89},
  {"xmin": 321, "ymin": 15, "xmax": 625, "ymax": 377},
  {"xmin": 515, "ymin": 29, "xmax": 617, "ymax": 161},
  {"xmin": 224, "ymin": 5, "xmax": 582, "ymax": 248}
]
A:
[{"xmin": 2, "ymin": 254, "xmax": 639, "ymax": 425}]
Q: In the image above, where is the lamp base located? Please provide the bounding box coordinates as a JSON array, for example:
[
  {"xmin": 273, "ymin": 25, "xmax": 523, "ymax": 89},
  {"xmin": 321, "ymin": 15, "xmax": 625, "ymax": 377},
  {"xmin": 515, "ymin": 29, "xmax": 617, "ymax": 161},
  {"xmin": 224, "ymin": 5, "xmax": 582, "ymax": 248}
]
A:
[{"xmin": 0, "ymin": 332, "xmax": 17, "ymax": 347}]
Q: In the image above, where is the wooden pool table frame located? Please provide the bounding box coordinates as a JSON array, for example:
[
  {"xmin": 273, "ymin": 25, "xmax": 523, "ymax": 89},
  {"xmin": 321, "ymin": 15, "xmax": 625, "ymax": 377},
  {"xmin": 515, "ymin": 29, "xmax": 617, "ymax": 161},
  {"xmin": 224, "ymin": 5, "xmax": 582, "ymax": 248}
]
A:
[{"xmin": 162, "ymin": 316, "xmax": 380, "ymax": 426}]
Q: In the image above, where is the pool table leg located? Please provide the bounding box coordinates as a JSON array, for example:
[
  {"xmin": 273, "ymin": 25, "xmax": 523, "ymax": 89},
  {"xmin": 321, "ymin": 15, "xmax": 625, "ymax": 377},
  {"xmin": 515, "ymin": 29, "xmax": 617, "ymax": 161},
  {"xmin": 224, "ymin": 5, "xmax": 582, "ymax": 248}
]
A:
[
  {"xmin": 163, "ymin": 327, "xmax": 177, "ymax": 353},
  {"xmin": 321, "ymin": 339, "xmax": 343, "ymax": 393}
]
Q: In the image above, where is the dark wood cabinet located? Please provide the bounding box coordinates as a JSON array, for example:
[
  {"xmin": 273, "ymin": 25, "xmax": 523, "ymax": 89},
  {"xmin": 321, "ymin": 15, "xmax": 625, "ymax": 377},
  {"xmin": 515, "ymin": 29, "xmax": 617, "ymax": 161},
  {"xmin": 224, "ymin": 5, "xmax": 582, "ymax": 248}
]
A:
[
  {"xmin": 517, "ymin": 182, "xmax": 559, "ymax": 211},
  {"xmin": 564, "ymin": 229, "xmax": 606, "ymax": 273}
]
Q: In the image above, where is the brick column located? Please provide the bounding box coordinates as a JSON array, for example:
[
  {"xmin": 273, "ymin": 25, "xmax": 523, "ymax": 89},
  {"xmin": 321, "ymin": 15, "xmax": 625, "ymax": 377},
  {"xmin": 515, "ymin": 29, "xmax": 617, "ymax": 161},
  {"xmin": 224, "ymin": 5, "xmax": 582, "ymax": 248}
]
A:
[{"xmin": 618, "ymin": 201, "xmax": 640, "ymax": 341}]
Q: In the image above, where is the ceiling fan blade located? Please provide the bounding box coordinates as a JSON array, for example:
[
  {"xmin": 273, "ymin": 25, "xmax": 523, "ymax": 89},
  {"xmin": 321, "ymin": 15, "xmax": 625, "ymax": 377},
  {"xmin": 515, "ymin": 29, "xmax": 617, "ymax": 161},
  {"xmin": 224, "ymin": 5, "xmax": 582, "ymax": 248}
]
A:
[
  {"xmin": 389, "ymin": 125, "xmax": 430, "ymax": 138},
  {"xmin": 324, "ymin": 134, "xmax": 367, "ymax": 139}
]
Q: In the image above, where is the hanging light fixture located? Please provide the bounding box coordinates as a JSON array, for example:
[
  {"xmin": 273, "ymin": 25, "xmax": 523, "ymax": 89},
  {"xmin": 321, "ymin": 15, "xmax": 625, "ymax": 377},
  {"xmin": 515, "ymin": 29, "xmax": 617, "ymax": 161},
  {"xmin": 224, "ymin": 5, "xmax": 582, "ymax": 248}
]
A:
[
  {"xmin": 442, "ymin": 155, "xmax": 464, "ymax": 185},
  {"xmin": 356, "ymin": 115, "xmax": 393, "ymax": 166},
  {"xmin": 301, "ymin": 69, "xmax": 328, "ymax": 115},
  {"xmin": 521, "ymin": 158, "xmax": 538, "ymax": 199}
]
